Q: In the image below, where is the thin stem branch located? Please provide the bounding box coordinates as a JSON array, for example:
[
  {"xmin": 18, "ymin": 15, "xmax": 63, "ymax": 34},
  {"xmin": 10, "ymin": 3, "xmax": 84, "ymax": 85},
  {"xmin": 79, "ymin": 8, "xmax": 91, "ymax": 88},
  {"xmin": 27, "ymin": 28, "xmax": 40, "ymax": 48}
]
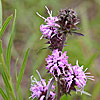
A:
[
  {"xmin": 61, "ymin": 33, "xmax": 66, "ymax": 51},
  {"xmin": 1, "ymin": 54, "xmax": 10, "ymax": 80},
  {"xmin": 0, "ymin": 0, "xmax": 2, "ymax": 29},
  {"xmin": 1, "ymin": 54, "xmax": 16, "ymax": 100},
  {"xmin": 46, "ymin": 78, "xmax": 55, "ymax": 100}
]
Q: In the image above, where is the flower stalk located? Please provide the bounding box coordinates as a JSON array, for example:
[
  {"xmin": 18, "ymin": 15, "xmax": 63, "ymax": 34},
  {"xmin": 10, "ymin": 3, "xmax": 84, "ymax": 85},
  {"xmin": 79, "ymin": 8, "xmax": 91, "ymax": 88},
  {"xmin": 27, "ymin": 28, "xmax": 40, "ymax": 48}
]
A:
[
  {"xmin": 60, "ymin": 33, "xmax": 66, "ymax": 51},
  {"xmin": 57, "ymin": 78, "xmax": 60, "ymax": 100},
  {"xmin": 30, "ymin": 6, "xmax": 94, "ymax": 100}
]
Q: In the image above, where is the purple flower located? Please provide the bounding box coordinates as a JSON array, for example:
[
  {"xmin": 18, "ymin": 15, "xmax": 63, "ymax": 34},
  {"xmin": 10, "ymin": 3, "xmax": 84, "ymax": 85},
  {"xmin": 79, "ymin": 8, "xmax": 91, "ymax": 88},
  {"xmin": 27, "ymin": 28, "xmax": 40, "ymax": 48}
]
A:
[
  {"xmin": 47, "ymin": 33, "xmax": 63, "ymax": 51},
  {"xmin": 45, "ymin": 49, "xmax": 69, "ymax": 77},
  {"xmin": 72, "ymin": 60, "xmax": 94, "ymax": 90},
  {"xmin": 57, "ymin": 8, "xmax": 80, "ymax": 33},
  {"xmin": 60, "ymin": 60, "xmax": 94, "ymax": 95},
  {"xmin": 60, "ymin": 64, "xmax": 74, "ymax": 95},
  {"xmin": 30, "ymin": 71, "xmax": 55, "ymax": 100},
  {"xmin": 72, "ymin": 60, "xmax": 87, "ymax": 88},
  {"xmin": 37, "ymin": 6, "xmax": 60, "ymax": 39},
  {"xmin": 40, "ymin": 23, "xmax": 58, "ymax": 39},
  {"xmin": 45, "ymin": 16, "xmax": 59, "ymax": 27},
  {"xmin": 36, "ymin": 6, "xmax": 94, "ymax": 98},
  {"xmin": 60, "ymin": 73, "xmax": 74, "ymax": 94}
]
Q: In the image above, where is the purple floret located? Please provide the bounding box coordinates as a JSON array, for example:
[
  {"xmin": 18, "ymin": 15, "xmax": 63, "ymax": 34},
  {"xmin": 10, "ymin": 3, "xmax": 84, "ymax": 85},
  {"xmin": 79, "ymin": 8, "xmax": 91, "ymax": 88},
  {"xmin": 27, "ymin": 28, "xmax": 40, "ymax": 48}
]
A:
[
  {"xmin": 72, "ymin": 61, "xmax": 87, "ymax": 88},
  {"xmin": 37, "ymin": 6, "xmax": 60, "ymax": 40},
  {"xmin": 60, "ymin": 60, "xmax": 94, "ymax": 95},
  {"xmin": 30, "ymin": 72, "xmax": 55, "ymax": 100},
  {"xmin": 72, "ymin": 60, "xmax": 94, "ymax": 89},
  {"xmin": 40, "ymin": 21, "xmax": 58, "ymax": 39},
  {"xmin": 46, "ymin": 49, "xmax": 68, "ymax": 77}
]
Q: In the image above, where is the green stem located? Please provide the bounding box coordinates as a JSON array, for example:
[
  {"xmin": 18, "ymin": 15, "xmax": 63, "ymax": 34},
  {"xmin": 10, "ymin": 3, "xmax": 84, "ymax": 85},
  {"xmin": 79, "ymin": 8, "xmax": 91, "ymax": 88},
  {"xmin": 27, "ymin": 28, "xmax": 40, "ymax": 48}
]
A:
[
  {"xmin": 1, "ymin": 54, "xmax": 10, "ymax": 80},
  {"xmin": 0, "ymin": 0, "xmax": 2, "ymax": 29},
  {"xmin": 61, "ymin": 33, "xmax": 66, "ymax": 51},
  {"xmin": 1, "ymin": 54, "xmax": 16, "ymax": 100},
  {"xmin": 57, "ymin": 78, "xmax": 60, "ymax": 100},
  {"xmin": 10, "ymin": 91, "xmax": 16, "ymax": 100}
]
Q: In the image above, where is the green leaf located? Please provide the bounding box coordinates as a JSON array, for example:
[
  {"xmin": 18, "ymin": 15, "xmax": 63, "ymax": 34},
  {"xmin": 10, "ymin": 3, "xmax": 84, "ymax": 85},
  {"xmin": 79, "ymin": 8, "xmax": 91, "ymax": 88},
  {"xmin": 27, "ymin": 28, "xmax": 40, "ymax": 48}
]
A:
[
  {"xmin": 0, "ymin": 15, "xmax": 13, "ymax": 39},
  {"xmin": 16, "ymin": 48, "xmax": 30, "ymax": 90},
  {"xmin": 14, "ymin": 58, "xmax": 23, "ymax": 100},
  {"xmin": 1, "ymin": 54, "xmax": 10, "ymax": 80},
  {"xmin": 0, "ymin": 40, "xmax": 15, "ymax": 100},
  {"xmin": 0, "ymin": 41, "xmax": 10, "ymax": 100},
  {"xmin": 0, "ymin": 86, "xmax": 8, "ymax": 100},
  {"xmin": 0, "ymin": 55, "xmax": 16, "ymax": 100},
  {"xmin": 0, "ymin": 65, "xmax": 12, "ymax": 91},
  {"xmin": 5, "ymin": 88, "xmax": 10, "ymax": 100},
  {"xmin": 15, "ymin": 58, "xmax": 18, "ymax": 80},
  {"xmin": 0, "ymin": 40, "xmax": 2, "ymax": 54},
  {"xmin": 46, "ymin": 78, "xmax": 55, "ymax": 100},
  {"xmin": 18, "ymin": 86, "xmax": 23, "ymax": 100},
  {"xmin": 0, "ymin": 38, "xmax": 10, "ymax": 80},
  {"xmin": 6, "ymin": 10, "xmax": 16, "ymax": 73},
  {"xmin": 0, "ymin": 0, "xmax": 2, "ymax": 28}
]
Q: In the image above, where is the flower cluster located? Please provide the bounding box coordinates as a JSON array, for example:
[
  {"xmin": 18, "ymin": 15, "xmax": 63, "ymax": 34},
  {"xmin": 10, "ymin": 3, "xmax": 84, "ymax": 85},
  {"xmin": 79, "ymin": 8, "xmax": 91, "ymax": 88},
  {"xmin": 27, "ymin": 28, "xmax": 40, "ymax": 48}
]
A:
[
  {"xmin": 30, "ymin": 72, "xmax": 55, "ymax": 100},
  {"xmin": 45, "ymin": 49, "xmax": 69, "ymax": 77},
  {"xmin": 57, "ymin": 8, "xmax": 79, "ymax": 33},
  {"xmin": 37, "ymin": 6, "xmax": 60, "ymax": 40},
  {"xmin": 37, "ymin": 6, "xmax": 83, "ymax": 51},
  {"xmin": 40, "ymin": 17, "xmax": 59, "ymax": 39},
  {"xmin": 30, "ymin": 6, "xmax": 94, "ymax": 100},
  {"xmin": 37, "ymin": 6, "xmax": 64, "ymax": 50},
  {"xmin": 46, "ymin": 49, "xmax": 94, "ymax": 95}
]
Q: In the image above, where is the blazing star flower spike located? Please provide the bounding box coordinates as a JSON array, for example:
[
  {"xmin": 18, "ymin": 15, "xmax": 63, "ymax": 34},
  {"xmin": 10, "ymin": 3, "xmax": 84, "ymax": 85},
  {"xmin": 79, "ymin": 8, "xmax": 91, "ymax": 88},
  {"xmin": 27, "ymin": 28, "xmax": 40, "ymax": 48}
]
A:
[
  {"xmin": 46, "ymin": 49, "xmax": 70, "ymax": 78},
  {"xmin": 30, "ymin": 71, "xmax": 55, "ymax": 100},
  {"xmin": 37, "ymin": 6, "xmax": 60, "ymax": 40},
  {"xmin": 35, "ymin": 6, "xmax": 94, "ymax": 100}
]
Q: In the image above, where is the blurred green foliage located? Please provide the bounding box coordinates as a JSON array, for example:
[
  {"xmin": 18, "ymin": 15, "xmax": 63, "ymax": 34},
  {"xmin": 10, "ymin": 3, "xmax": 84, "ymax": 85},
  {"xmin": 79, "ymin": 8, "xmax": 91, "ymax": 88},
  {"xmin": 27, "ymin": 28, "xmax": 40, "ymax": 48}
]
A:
[{"xmin": 0, "ymin": 0, "xmax": 100, "ymax": 100}]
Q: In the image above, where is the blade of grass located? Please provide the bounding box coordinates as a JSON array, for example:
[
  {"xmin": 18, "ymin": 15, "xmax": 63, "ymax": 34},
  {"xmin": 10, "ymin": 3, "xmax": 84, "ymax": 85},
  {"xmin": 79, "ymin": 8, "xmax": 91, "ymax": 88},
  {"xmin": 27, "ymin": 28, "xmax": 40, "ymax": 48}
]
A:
[
  {"xmin": 0, "ymin": 64, "xmax": 12, "ymax": 91},
  {"xmin": 15, "ymin": 58, "xmax": 23, "ymax": 100},
  {"xmin": 18, "ymin": 86, "xmax": 23, "ymax": 100},
  {"xmin": 0, "ymin": 40, "xmax": 10, "ymax": 100},
  {"xmin": 1, "ymin": 54, "xmax": 10, "ymax": 79},
  {"xmin": 0, "ymin": 40, "xmax": 16, "ymax": 100},
  {"xmin": 0, "ymin": 0, "xmax": 2, "ymax": 28},
  {"xmin": 0, "ymin": 57, "xmax": 16, "ymax": 100},
  {"xmin": 0, "ymin": 40, "xmax": 10, "ymax": 79},
  {"xmin": 0, "ymin": 15, "xmax": 13, "ymax": 39},
  {"xmin": 6, "ymin": 10, "xmax": 16, "ymax": 73},
  {"xmin": 0, "ymin": 86, "xmax": 8, "ymax": 100},
  {"xmin": 5, "ymin": 88, "xmax": 10, "ymax": 100},
  {"xmin": 0, "ymin": 54, "xmax": 16, "ymax": 100},
  {"xmin": 15, "ymin": 58, "xmax": 18, "ymax": 100},
  {"xmin": 0, "ymin": 40, "xmax": 2, "ymax": 54},
  {"xmin": 15, "ymin": 58, "xmax": 18, "ymax": 80},
  {"xmin": 16, "ymin": 48, "xmax": 30, "ymax": 91}
]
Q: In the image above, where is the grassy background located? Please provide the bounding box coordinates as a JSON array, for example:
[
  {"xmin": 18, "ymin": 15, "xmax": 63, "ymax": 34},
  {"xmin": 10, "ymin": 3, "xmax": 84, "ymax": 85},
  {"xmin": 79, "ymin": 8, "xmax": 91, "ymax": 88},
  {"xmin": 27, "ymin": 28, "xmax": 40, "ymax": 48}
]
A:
[{"xmin": 0, "ymin": 0, "xmax": 100, "ymax": 100}]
